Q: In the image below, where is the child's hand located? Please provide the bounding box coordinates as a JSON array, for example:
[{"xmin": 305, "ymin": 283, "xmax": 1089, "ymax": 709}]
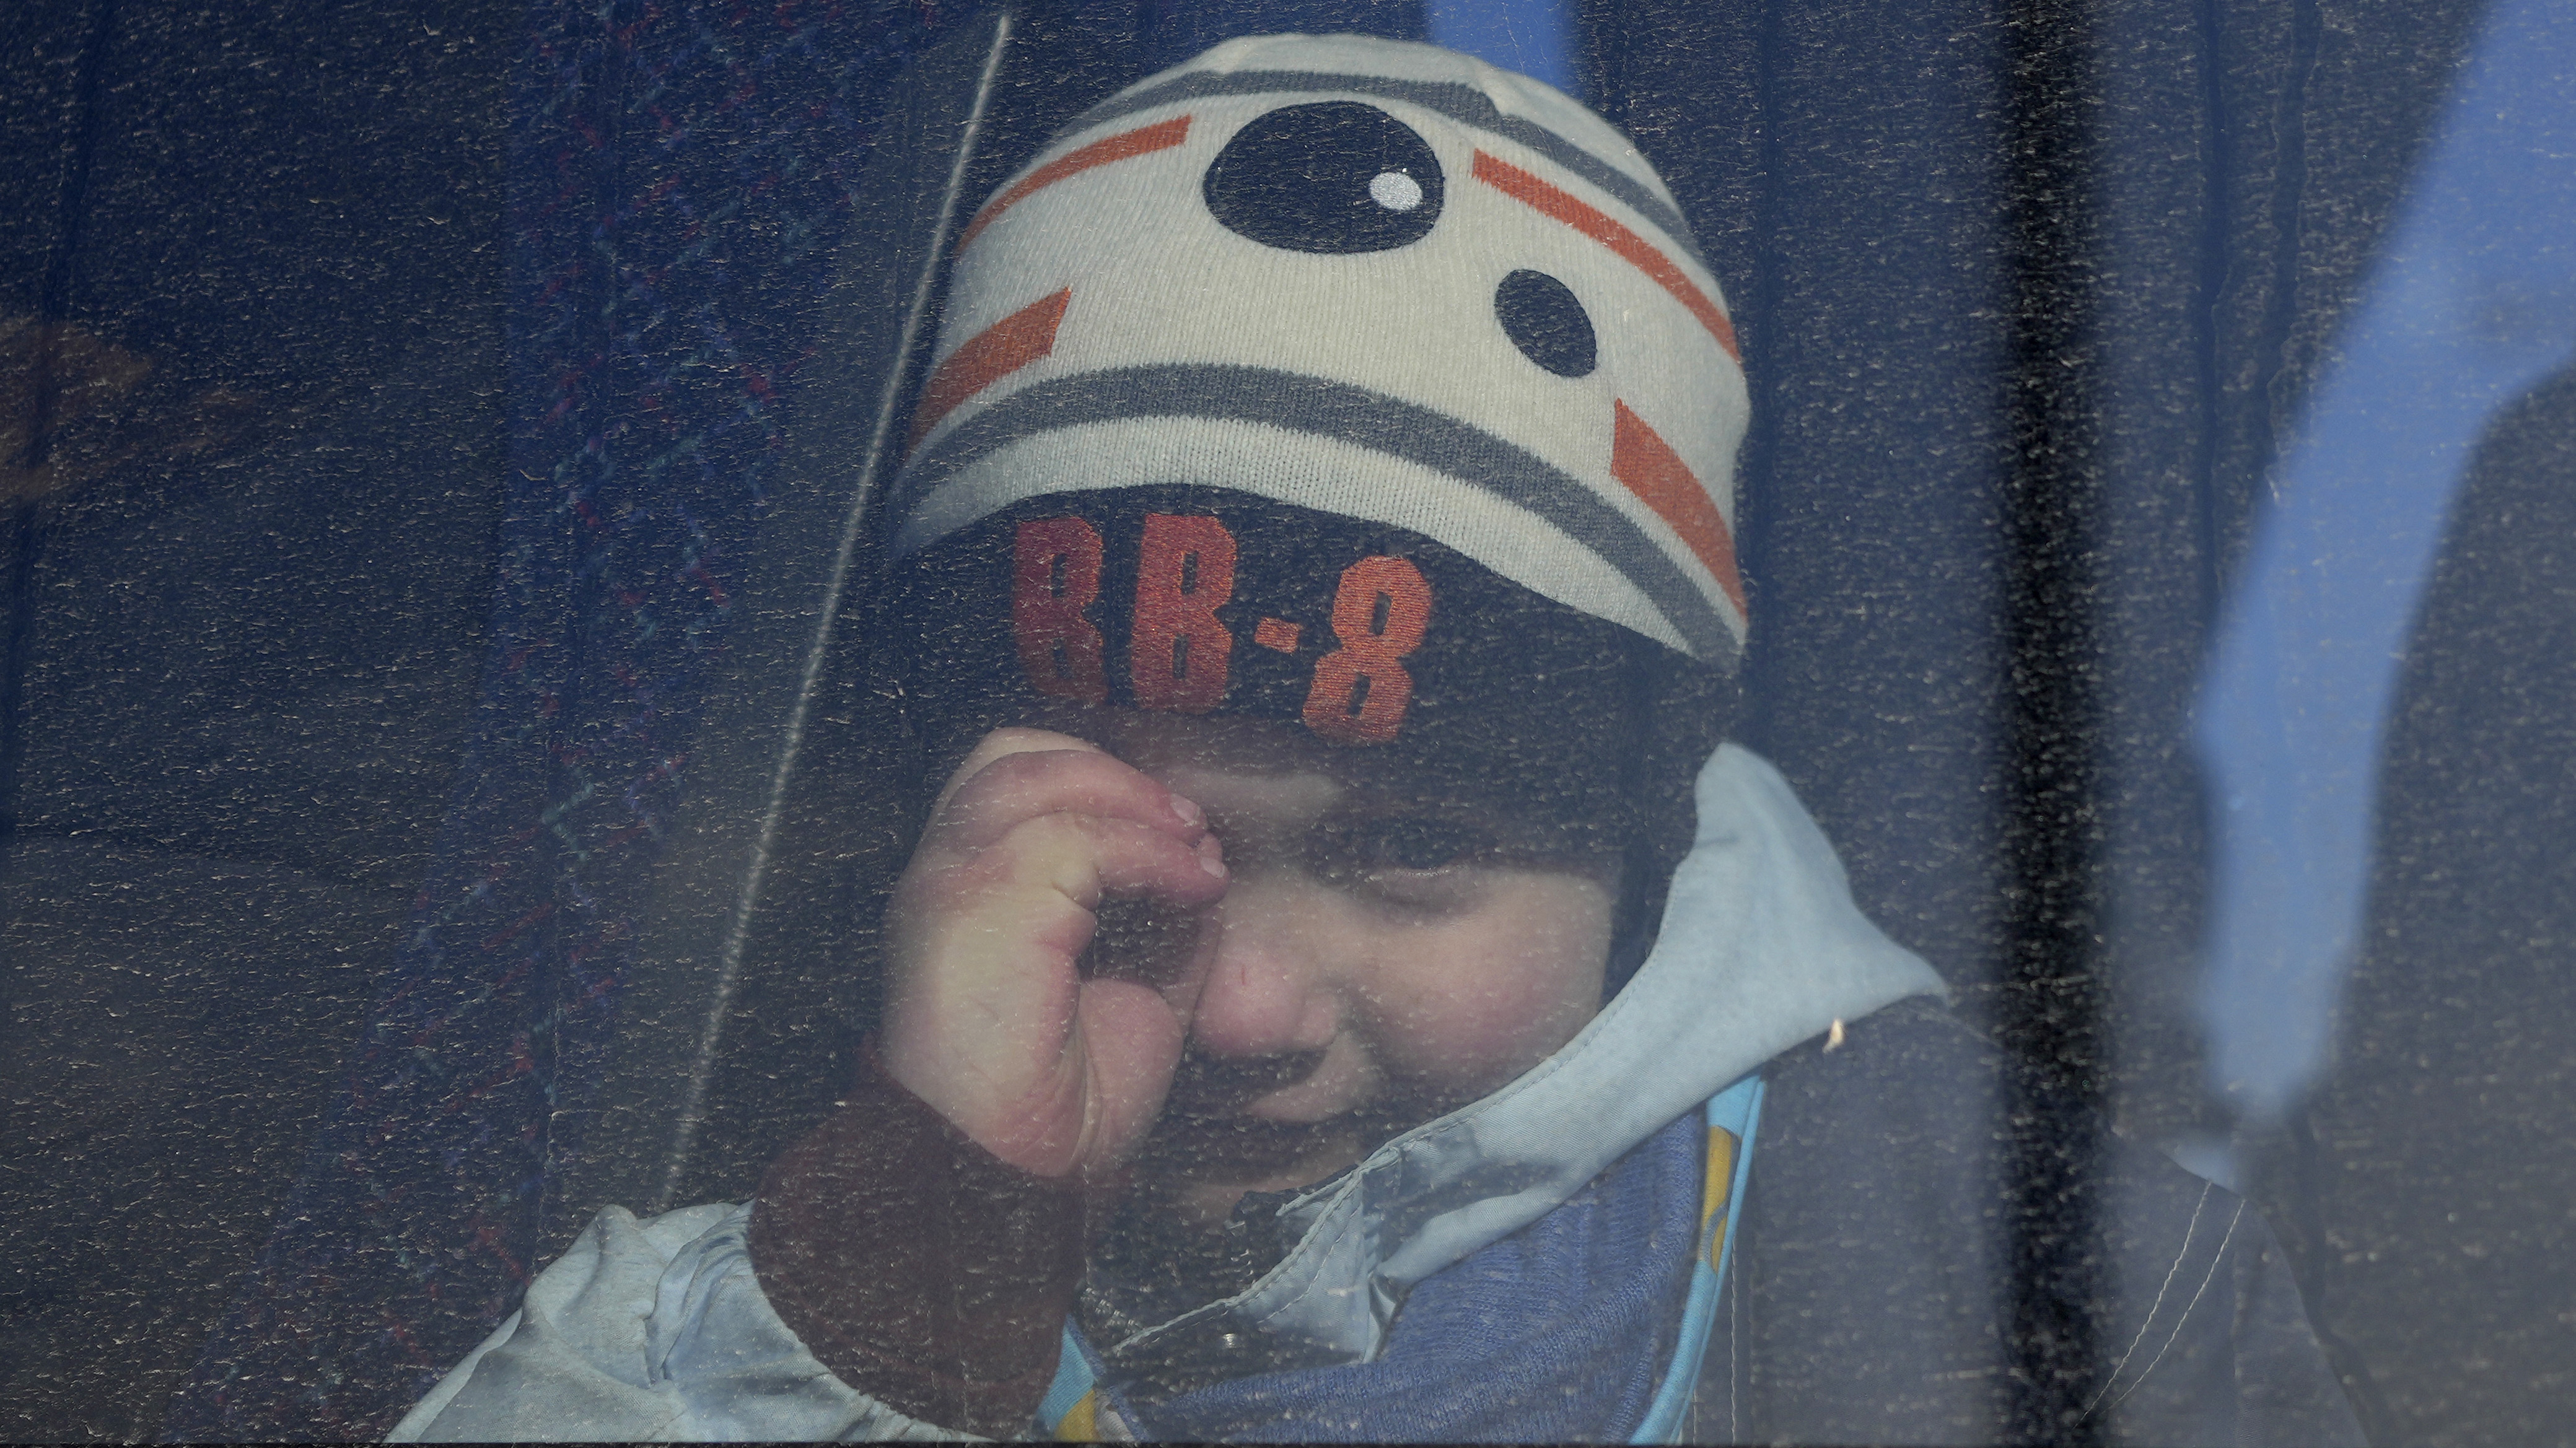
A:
[{"xmin": 878, "ymin": 727, "xmax": 1230, "ymax": 1181}]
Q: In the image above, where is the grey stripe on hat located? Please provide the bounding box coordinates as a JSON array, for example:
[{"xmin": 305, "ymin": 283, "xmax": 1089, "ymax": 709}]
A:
[
  {"xmin": 1066, "ymin": 69, "xmax": 1707, "ymax": 274},
  {"xmin": 891, "ymin": 363, "xmax": 1733, "ymax": 662}
]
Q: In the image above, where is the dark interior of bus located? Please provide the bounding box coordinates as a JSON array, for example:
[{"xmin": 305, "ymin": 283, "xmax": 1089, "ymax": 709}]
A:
[{"xmin": 3, "ymin": 0, "xmax": 2566, "ymax": 1441}]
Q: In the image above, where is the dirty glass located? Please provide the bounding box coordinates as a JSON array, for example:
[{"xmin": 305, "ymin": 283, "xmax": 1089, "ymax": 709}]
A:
[{"xmin": 1, "ymin": 0, "xmax": 2567, "ymax": 1441}]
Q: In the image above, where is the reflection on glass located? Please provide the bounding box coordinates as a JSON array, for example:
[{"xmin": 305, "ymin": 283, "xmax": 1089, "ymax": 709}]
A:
[{"xmin": 2194, "ymin": 0, "xmax": 2576, "ymax": 1137}]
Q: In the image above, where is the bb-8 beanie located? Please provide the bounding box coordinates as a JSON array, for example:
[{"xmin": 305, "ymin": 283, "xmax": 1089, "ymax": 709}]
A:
[{"xmin": 876, "ymin": 34, "xmax": 1747, "ymax": 967}]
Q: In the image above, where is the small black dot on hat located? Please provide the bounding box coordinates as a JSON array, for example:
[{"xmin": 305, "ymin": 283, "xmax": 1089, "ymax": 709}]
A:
[{"xmin": 1495, "ymin": 269, "xmax": 1598, "ymax": 378}]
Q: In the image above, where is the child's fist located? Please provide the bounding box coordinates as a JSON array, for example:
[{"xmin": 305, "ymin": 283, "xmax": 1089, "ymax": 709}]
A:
[{"xmin": 877, "ymin": 728, "xmax": 1229, "ymax": 1180}]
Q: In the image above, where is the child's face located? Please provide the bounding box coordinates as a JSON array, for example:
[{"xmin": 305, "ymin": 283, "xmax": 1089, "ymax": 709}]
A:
[{"xmin": 1059, "ymin": 705, "xmax": 1618, "ymax": 1222}]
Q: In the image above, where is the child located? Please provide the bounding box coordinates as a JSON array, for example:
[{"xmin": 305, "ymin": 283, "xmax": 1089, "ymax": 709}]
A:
[{"xmin": 392, "ymin": 34, "xmax": 2360, "ymax": 1444}]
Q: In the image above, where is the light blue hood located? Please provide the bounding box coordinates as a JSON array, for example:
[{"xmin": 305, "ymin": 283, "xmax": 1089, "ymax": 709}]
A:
[{"xmin": 1113, "ymin": 743, "xmax": 1950, "ymax": 1363}]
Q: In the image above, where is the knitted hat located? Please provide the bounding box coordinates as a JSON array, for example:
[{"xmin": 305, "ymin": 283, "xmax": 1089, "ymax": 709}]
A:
[
  {"xmin": 885, "ymin": 32, "xmax": 1749, "ymax": 666},
  {"xmin": 875, "ymin": 35, "xmax": 1745, "ymax": 961}
]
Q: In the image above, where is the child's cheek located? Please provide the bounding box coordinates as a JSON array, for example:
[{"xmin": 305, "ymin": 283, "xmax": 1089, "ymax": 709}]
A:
[{"xmin": 1368, "ymin": 871, "xmax": 1613, "ymax": 1093}]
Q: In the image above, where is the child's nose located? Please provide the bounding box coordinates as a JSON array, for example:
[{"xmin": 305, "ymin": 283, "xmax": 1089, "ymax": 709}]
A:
[{"xmin": 1184, "ymin": 876, "xmax": 1344, "ymax": 1060}]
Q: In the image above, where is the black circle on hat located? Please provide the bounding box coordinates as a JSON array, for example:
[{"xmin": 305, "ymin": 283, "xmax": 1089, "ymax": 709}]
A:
[
  {"xmin": 1203, "ymin": 101, "xmax": 1445, "ymax": 254},
  {"xmin": 1494, "ymin": 269, "xmax": 1597, "ymax": 377}
]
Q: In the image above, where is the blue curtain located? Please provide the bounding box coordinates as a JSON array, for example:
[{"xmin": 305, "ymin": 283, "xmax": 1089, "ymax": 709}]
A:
[{"xmin": 164, "ymin": 2, "xmax": 962, "ymax": 1434}]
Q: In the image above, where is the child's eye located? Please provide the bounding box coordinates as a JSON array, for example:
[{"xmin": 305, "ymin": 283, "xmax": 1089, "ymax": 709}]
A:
[{"xmin": 1314, "ymin": 815, "xmax": 1499, "ymax": 878}]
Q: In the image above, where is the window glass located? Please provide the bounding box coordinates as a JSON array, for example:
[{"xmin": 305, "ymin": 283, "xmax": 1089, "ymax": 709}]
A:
[{"xmin": 1, "ymin": 0, "xmax": 2562, "ymax": 1442}]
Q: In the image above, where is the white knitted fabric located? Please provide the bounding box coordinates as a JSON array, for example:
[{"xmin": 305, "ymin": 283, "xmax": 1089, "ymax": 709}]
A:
[{"xmin": 887, "ymin": 33, "xmax": 1750, "ymax": 664}]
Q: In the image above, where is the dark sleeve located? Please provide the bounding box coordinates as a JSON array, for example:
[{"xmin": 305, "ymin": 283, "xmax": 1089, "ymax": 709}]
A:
[
  {"xmin": 2222, "ymin": 1210, "xmax": 2371, "ymax": 1448},
  {"xmin": 744, "ymin": 1049, "xmax": 1093, "ymax": 1439},
  {"xmin": 1720, "ymin": 998, "xmax": 2364, "ymax": 1447}
]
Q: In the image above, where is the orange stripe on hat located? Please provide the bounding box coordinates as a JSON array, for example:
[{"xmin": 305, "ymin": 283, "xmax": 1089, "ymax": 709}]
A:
[
  {"xmin": 908, "ymin": 287, "xmax": 1071, "ymax": 452},
  {"xmin": 1612, "ymin": 399, "xmax": 1746, "ymax": 618},
  {"xmin": 957, "ymin": 115, "xmax": 1193, "ymax": 255},
  {"xmin": 1474, "ymin": 151, "xmax": 1740, "ymax": 364}
]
